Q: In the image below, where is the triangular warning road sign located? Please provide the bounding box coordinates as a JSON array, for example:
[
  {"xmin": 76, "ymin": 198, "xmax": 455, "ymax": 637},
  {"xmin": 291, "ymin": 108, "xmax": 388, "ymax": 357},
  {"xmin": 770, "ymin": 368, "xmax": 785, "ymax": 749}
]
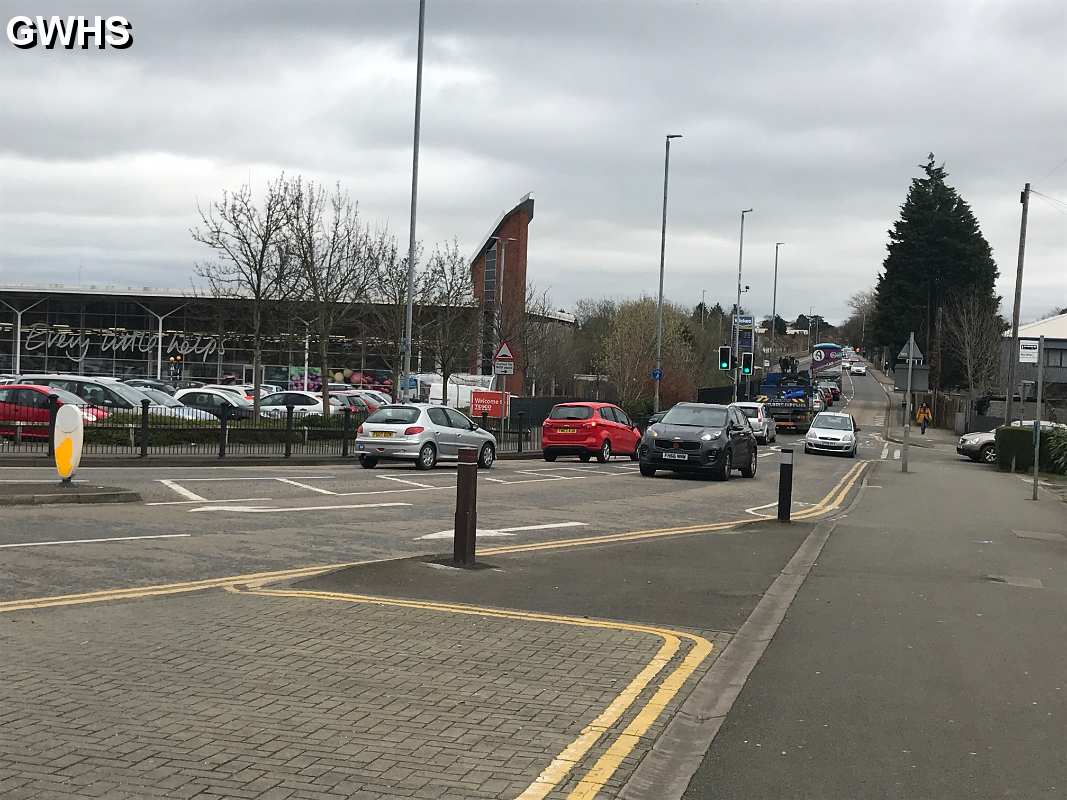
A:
[
  {"xmin": 896, "ymin": 341, "xmax": 924, "ymax": 361},
  {"xmin": 494, "ymin": 341, "xmax": 514, "ymax": 360}
]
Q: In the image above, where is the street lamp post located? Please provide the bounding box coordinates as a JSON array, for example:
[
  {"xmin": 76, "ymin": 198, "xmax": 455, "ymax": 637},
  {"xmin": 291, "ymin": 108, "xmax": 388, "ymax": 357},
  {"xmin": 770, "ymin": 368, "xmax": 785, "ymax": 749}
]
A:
[
  {"xmin": 654, "ymin": 133, "xmax": 682, "ymax": 413},
  {"xmin": 487, "ymin": 235, "xmax": 517, "ymax": 395},
  {"xmin": 136, "ymin": 303, "xmax": 186, "ymax": 381},
  {"xmin": 0, "ymin": 297, "xmax": 46, "ymax": 375},
  {"xmin": 296, "ymin": 317, "xmax": 312, "ymax": 391},
  {"xmin": 733, "ymin": 208, "xmax": 754, "ymax": 402},
  {"xmin": 401, "ymin": 0, "xmax": 427, "ymax": 402},
  {"xmin": 770, "ymin": 242, "xmax": 784, "ymax": 362}
]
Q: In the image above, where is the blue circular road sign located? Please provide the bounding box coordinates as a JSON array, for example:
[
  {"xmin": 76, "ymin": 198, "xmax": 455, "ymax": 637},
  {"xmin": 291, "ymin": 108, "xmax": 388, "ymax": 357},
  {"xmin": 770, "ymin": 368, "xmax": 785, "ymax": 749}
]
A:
[{"xmin": 650, "ymin": 368, "xmax": 663, "ymax": 381}]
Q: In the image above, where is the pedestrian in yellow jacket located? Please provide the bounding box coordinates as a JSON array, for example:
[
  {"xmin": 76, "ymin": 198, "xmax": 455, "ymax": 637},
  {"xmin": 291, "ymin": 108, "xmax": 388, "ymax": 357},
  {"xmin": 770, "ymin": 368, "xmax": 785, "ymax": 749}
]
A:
[{"xmin": 916, "ymin": 402, "xmax": 933, "ymax": 435}]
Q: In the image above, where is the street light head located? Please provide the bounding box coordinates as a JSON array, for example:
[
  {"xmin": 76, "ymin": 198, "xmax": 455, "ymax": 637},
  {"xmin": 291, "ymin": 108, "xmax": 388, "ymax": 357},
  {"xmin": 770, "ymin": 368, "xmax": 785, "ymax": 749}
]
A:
[
  {"xmin": 666, "ymin": 133, "xmax": 682, "ymax": 139},
  {"xmin": 742, "ymin": 208, "xmax": 754, "ymax": 214},
  {"xmin": 776, "ymin": 241, "xmax": 785, "ymax": 246}
]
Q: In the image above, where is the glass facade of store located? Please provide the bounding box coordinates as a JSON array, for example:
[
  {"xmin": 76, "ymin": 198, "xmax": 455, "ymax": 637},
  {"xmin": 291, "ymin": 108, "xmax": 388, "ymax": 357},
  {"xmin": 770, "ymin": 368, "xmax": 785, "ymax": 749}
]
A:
[{"xmin": 0, "ymin": 289, "xmax": 435, "ymax": 390}]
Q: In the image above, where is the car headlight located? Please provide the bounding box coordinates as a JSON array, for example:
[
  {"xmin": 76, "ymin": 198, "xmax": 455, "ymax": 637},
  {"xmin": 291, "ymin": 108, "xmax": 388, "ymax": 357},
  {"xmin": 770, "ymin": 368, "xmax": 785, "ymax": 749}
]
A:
[
  {"xmin": 805, "ymin": 431, "xmax": 817, "ymax": 440},
  {"xmin": 647, "ymin": 428, "xmax": 657, "ymax": 438},
  {"xmin": 841, "ymin": 433, "xmax": 854, "ymax": 443},
  {"xmin": 701, "ymin": 431, "xmax": 722, "ymax": 441}
]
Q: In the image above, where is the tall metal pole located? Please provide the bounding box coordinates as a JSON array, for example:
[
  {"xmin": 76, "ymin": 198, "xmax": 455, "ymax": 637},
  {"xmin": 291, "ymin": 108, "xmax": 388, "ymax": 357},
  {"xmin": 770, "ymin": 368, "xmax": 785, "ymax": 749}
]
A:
[
  {"xmin": 1005, "ymin": 182, "xmax": 1030, "ymax": 423},
  {"xmin": 902, "ymin": 331, "xmax": 915, "ymax": 474},
  {"xmin": 654, "ymin": 133, "xmax": 682, "ymax": 413},
  {"xmin": 401, "ymin": 0, "xmax": 426, "ymax": 402},
  {"xmin": 734, "ymin": 208, "xmax": 753, "ymax": 402},
  {"xmin": 0, "ymin": 298, "xmax": 46, "ymax": 375},
  {"xmin": 136, "ymin": 303, "xmax": 185, "ymax": 380},
  {"xmin": 770, "ymin": 242, "xmax": 783, "ymax": 361},
  {"xmin": 1032, "ymin": 335, "xmax": 1044, "ymax": 500}
]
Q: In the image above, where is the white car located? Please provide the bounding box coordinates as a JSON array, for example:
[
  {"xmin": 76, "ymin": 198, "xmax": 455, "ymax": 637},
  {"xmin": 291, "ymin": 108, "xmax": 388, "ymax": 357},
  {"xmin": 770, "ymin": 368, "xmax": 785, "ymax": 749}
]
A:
[
  {"xmin": 804, "ymin": 411, "xmax": 860, "ymax": 458},
  {"xmin": 203, "ymin": 383, "xmax": 269, "ymax": 401},
  {"xmin": 259, "ymin": 390, "xmax": 342, "ymax": 417},
  {"xmin": 850, "ymin": 363, "xmax": 867, "ymax": 375},
  {"xmin": 731, "ymin": 402, "xmax": 776, "ymax": 444}
]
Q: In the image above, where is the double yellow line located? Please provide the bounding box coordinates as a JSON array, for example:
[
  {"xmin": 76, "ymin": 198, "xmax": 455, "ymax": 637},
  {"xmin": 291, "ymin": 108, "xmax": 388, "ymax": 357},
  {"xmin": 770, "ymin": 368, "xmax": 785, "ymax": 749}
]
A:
[{"xmin": 229, "ymin": 583, "xmax": 713, "ymax": 800}]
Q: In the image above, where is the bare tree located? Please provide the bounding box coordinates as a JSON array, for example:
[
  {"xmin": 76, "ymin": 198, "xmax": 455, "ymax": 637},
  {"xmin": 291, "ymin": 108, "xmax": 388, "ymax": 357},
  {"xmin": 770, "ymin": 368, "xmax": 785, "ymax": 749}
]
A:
[
  {"xmin": 424, "ymin": 240, "xmax": 478, "ymax": 404},
  {"xmin": 192, "ymin": 175, "xmax": 293, "ymax": 416},
  {"xmin": 601, "ymin": 298, "xmax": 658, "ymax": 412},
  {"xmin": 367, "ymin": 231, "xmax": 429, "ymax": 394},
  {"xmin": 942, "ymin": 292, "xmax": 1004, "ymax": 420},
  {"xmin": 286, "ymin": 178, "xmax": 372, "ymax": 413}
]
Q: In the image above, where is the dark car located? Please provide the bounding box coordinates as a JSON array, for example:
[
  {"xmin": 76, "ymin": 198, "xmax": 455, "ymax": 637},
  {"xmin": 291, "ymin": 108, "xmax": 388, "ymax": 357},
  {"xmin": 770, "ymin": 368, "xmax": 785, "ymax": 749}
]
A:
[
  {"xmin": 124, "ymin": 378, "xmax": 177, "ymax": 395},
  {"xmin": 637, "ymin": 402, "xmax": 757, "ymax": 481},
  {"xmin": 174, "ymin": 388, "xmax": 254, "ymax": 419}
]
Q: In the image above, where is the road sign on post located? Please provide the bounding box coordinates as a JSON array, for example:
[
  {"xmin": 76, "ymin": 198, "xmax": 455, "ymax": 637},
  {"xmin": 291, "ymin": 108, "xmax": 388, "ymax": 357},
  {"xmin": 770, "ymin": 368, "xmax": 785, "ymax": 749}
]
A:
[
  {"xmin": 1019, "ymin": 339, "xmax": 1039, "ymax": 364},
  {"xmin": 650, "ymin": 367, "xmax": 663, "ymax": 381},
  {"xmin": 493, "ymin": 341, "xmax": 515, "ymax": 376}
]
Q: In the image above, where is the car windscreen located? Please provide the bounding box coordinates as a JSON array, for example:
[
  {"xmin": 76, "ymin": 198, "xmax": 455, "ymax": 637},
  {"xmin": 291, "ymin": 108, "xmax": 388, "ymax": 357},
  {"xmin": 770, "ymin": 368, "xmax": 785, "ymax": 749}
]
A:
[
  {"xmin": 365, "ymin": 406, "xmax": 421, "ymax": 425},
  {"xmin": 142, "ymin": 388, "xmax": 180, "ymax": 406},
  {"xmin": 660, "ymin": 406, "xmax": 728, "ymax": 428},
  {"xmin": 737, "ymin": 407, "xmax": 760, "ymax": 419},
  {"xmin": 813, "ymin": 414, "xmax": 852, "ymax": 430},
  {"xmin": 549, "ymin": 406, "xmax": 593, "ymax": 420},
  {"xmin": 44, "ymin": 387, "xmax": 87, "ymax": 405},
  {"xmin": 107, "ymin": 382, "xmax": 155, "ymax": 406}
]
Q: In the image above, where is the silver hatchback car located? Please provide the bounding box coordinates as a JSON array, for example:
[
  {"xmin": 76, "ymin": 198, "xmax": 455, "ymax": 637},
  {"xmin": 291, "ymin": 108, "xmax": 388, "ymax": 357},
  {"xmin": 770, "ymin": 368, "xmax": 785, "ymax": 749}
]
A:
[{"xmin": 356, "ymin": 404, "xmax": 497, "ymax": 470}]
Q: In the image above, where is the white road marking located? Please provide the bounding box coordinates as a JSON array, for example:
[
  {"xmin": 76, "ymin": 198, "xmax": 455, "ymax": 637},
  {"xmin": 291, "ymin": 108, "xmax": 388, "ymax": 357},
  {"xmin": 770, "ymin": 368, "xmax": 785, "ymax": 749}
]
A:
[
  {"xmin": 158, "ymin": 480, "xmax": 206, "ymax": 502},
  {"xmin": 893, "ymin": 449, "xmax": 901, "ymax": 460},
  {"xmin": 880, "ymin": 443, "xmax": 890, "ymax": 460},
  {"xmin": 275, "ymin": 478, "xmax": 337, "ymax": 495},
  {"xmin": 168, "ymin": 475, "xmax": 336, "ymax": 482},
  {"xmin": 189, "ymin": 502, "xmax": 412, "ymax": 514},
  {"xmin": 0, "ymin": 534, "xmax": 190, "ymax": 549},
  {"xmin": 376, "ymin": 475, "xmax": 437, "ymax": 489},
  {"xmin": 744, "ymin": 501, "xmax": 812, "ymax": 518},
  {"xmin": 416, "ymin": 521, "xmax": 588, "ymax": 540},
  {"xmin": 147, "ymin": 497, "xmax": 272, "ymax": 506}
]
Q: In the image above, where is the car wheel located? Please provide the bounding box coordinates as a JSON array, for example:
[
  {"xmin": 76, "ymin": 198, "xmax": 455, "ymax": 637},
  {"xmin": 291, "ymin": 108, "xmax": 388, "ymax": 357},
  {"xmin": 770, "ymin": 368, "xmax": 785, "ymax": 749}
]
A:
[
  {"xmin": 415, "ymin": 442, "xmax": 437, "ymax": 470},
  {"xmin": 629, "ymin": 449, "xmax": 640, "ymax": 461},
  {"xmin": 804, "ymin": 445, "xmax": 812, "ymax": 454},
  {"xmin": 639, "ymin": 464, "xmax": 656, "ymax": 477},
  {"xmin": 980, "ymin": 444, "xmax": 996, "ymax": 464},
  {"xmin": 848, "ymin": 447, "xmax": 857, "ymax": 458},
  {"xmin": 713, "ymin": 449, "xmax": 732, "ymax": 481},
  {"xmin": 478, "ymin": 443, "xmax": 495, "ymax": 469},
  {"xmin": 543, "ymin": 452, "xmax": 558, "ymax": 462},
  {"xmin": 359, "ymin": 455, "xmax": 378, "ymax": 469},
  {"xmin": 597, "ymin": 439, "xmax": 612, "ymax": 463},
  {"xmin": 579, "ymin": 453, "xmax": 591, "ymax": 462},
  {"xmin": 771, "ymin": 430, "xmax": 777, "ymax": 443},
  {"xmin": 740, "ymin": 447, "xmax": 757, "ymax": 478}
]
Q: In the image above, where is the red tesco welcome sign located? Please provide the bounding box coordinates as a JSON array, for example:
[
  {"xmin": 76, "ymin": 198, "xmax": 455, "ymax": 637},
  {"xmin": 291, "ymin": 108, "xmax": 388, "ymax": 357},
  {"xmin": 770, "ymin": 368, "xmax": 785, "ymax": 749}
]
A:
[{"xmin": 471, "ymin": 390, "xmax": 508, "ymax": 419}]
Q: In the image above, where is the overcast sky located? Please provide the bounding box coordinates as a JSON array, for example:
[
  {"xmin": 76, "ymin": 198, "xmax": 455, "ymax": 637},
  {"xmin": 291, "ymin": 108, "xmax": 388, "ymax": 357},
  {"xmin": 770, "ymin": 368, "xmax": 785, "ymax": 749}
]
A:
[{"xmin": 1, "ymin": 0, "xmax": 1064, "ymax": 325}]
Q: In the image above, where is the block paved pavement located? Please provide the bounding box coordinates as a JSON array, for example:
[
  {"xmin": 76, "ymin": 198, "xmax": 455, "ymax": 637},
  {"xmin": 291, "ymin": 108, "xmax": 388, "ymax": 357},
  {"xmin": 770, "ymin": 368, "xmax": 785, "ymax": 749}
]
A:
[{"xmin": 0, "ymin": 582, "xmax": 729, "ymax": 799}]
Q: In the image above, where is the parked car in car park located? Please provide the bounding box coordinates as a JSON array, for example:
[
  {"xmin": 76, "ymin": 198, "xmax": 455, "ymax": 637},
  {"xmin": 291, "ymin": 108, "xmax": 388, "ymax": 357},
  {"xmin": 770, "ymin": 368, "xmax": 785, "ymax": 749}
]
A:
[
  {"xmin": 804, "ymin": 412, "xmax": 860, "ymax": 457},
  {"xmin": 731, "ymin": 402, "xmax": 776, "ymax": 444},
  {"xmin": 124, "ymin": 378, "xmax": 177, "ymax": 395},
  {"xmin": 332, "ymin": 391, "xmax": 373, "ymax": 414},
  {"xmin": 0, "ymin": 384, "xmax": 107, "ymax": 438},
  {"xmin": 259, "ymin": 390, "xmax": 343, "ymax": 418},
  {"xmin": 203, "ymin": 384, "xmax": 266, "ymax": 401},
  {"xmin": 20, "ymin": 374, "xmax": 155, "ymax": 411},
  {"xmin": 175, "ymin": 387, "xmax": 254, "ymax": 419},
  {"xmin": 356, "ymin": 403, "xmax": 496, "ymax": 470},
  {"xmin": 541, "ymin": 402, "xmax": 641, "ymax": 463},
  {"xmin": 638, "ymin": 402, "xmax": 758, "ymax": 481},
  {"xmin": 134, "ymin": 388, "xmax": 217, "ymax": 420}
]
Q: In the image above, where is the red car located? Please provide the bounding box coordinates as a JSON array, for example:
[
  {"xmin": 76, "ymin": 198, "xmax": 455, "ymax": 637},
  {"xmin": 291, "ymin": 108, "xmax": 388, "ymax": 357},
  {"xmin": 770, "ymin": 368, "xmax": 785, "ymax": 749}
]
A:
[
  {"xmin": 541, "ymin": 402, "xmax": 641, "ymax": 463},
  {"xmin": 0, "ymin": 384, "xmax": 107, "ymax": 439}
]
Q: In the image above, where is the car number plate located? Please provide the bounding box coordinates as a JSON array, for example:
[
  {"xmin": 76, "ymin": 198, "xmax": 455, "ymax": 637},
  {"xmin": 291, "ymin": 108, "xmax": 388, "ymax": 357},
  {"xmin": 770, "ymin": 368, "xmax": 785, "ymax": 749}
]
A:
[
  {"xmin": 371, "ymin": 431, "xmax": 393, "ymax": 438},
  {"xmin": 662, "ymin": 451, "xmax": 688, "ymax": 460},
  {"xmin": 557, "ymin": 427, "xmax": 576, "ymax": 434}
]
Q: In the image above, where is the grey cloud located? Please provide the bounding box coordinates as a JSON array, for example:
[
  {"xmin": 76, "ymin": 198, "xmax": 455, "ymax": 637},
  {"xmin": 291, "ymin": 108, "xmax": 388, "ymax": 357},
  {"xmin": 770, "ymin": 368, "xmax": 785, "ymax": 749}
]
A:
[{"xmin": 0, "ymin": 0, "xmax": 1063, "ymax": 323}]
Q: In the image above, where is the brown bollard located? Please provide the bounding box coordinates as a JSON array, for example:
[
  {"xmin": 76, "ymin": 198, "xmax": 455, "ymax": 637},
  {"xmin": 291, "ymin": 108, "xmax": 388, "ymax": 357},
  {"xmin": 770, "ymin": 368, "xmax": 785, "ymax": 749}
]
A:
[{"xmin": 454, "ymin": 447, "xmax": 479, "ymax": 565}]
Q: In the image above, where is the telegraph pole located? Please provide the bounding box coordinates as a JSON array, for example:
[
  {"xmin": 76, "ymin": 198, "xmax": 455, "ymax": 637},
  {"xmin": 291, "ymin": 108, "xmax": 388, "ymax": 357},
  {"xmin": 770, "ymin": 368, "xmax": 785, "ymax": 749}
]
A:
[{"xmin": 1004, "ymin": 182, "xmax": 1030, "ymax": 423}]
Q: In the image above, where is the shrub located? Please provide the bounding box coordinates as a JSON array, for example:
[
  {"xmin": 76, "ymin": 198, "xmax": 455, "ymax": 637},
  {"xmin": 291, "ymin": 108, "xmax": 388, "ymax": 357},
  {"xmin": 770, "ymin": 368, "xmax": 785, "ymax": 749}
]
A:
[
  {"xmin": 995, "ymin": 425, "xmax": 1057, "ymax": 472},
  {"xmin": 1046, "ymin": 427, "xmax": 1067, "ymax": 475}
]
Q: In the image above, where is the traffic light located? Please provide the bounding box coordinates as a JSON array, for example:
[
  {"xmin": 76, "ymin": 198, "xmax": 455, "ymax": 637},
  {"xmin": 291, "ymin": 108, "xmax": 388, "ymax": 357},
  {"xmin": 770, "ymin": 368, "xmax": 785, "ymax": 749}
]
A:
[
  {"xmin": 718, "ymin": 346, "xmax": 731, "ymax": 371},
  {"xmin": 741, "ymin": 352, "xmax": 754, "ymax": 376}
]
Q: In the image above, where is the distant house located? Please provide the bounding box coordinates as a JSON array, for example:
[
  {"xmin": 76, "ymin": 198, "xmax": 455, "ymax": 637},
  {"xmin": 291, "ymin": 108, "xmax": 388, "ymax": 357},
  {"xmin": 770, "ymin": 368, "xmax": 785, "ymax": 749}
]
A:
[{"xmin": 1000, "ymin": 312, "xmax": 1067, "ymax": 399}]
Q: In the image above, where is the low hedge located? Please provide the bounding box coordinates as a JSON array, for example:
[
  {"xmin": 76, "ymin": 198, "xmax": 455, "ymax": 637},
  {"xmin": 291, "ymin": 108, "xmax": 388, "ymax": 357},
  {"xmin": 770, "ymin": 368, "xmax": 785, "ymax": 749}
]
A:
[{"xmin": 995, "ymin": 425, "xmax": 1056, "ymax": 472}]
